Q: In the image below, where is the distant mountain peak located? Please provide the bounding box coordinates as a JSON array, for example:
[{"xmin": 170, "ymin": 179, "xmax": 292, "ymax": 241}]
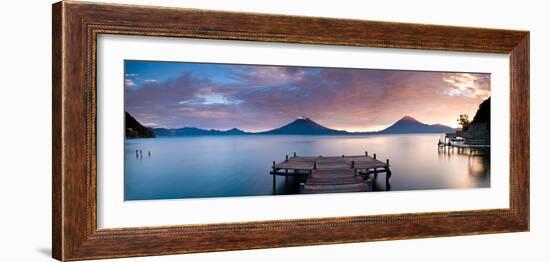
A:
[
  {"xmin": 400, "ymin": 115, "xmax": 418, "ymax": 122},
  {"xmin": 380, "ymin": 115, "xmax": 454, "ymax": 134},
  {"xmin": 261, "ymin": 117, "xmax": 345, "ymax": 135}
]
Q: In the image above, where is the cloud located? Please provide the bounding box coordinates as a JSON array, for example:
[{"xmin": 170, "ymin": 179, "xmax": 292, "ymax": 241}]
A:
[
  {"xmin": 179, "ymin": 94, "xmax": 243, "ymax": 106},
  {"xmin": 125, "ymin": 79, "xmax": 136, "ymax": 88},
  {"xmin": 231, "ymin": 66, "xmax": 307, "ymax": 86},
  {"xmin": 125, "ymin": 63, "xmax": 491, "ymax": 131},
  {"xmin": 125, "ymin": 72, "xmax": 245, "ymax": 128},
  {"xmin": 442, "ymin": 73, "xmax": 490, "ymax": 99}
]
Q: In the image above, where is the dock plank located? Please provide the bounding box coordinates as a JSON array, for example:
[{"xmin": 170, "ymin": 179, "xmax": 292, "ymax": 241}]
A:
[
  {"xmin": 274, "ymin": 162, "xmax": 315, "ymax": 169},
  {"xmin": 272, "ymin": 154, "xmax": 391, "ymax": 194}
]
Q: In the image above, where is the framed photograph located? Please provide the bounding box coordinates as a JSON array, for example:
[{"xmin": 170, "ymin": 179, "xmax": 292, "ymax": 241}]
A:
[{"xmin": 52, "ymin": 1, "xmax": 529, "ymax": 261}]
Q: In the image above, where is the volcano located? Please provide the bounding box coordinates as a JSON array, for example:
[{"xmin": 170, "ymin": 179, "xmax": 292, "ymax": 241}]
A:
[
  {"xmin": 380, "ymin": 115, "xmax": 454, "ymax": 134},
  {"xmin": 260, "ymin": 117, "xmax": 347, "ymax": 135}
]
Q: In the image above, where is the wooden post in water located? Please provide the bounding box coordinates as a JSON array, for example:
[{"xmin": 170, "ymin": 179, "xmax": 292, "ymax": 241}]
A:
[
  {"xmin": 385, "ymin": 159, "xmax": 392, "ymax": 182},
  {"xmin": 366, "ymin": 177, "xmax": 373, "ymax": 192},
  {"xmin": 285, "ymin": 168, "xmax": 288, "ymax": 183},
  {"xmin": 272, "ymin": 161, "xmax": 276, "ymax": 194},
  {"xmin": 385, "ymin": 159, "xmax": 391, "ymax": 181}
]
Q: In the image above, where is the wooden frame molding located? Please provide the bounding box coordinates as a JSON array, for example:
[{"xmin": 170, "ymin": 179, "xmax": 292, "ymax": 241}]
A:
[{"xmin": 52, "ymin": 1, "xmax": 529, "ymax": 261}]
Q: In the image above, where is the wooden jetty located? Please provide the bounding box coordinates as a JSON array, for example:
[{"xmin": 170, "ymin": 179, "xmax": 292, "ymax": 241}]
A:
[
  {"xmin": 440, "ymin": 133, "xmax": 490, "ymax": 149},
  {"xmin": 270, "ymin": 152, "xmax": 391, "ymax": 194}
]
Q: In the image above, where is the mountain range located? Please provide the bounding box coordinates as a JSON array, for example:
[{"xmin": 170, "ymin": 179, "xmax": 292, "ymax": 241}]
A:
[
  {"xmin": 153, "ymin": 127, "xmax": 247, "ymax": 136},
  {"xmin": 144, "ymin": 115, "xmax": 455, "ymax": 137}
]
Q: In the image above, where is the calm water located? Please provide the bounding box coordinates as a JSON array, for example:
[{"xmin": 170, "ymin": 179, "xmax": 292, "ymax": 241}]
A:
[{"xmin": 125, "ymin": 134, "xmax": 490, "ymax": 201}]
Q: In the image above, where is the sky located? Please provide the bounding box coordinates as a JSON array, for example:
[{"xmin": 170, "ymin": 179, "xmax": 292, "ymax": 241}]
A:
[{"xmin": 124, "ymin": 60, "xmax": 490, "ymax": 132}]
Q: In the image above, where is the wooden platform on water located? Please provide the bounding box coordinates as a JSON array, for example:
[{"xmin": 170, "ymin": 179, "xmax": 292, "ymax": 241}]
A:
[{"xmin": 270, "ymin": 153, "xmax": 391, "ymax": 194}]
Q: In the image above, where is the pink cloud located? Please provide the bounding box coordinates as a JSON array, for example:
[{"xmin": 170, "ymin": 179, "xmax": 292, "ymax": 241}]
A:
[{"xmin": 125, "ymin": 64, "xmax": 490, "ymax": 131}]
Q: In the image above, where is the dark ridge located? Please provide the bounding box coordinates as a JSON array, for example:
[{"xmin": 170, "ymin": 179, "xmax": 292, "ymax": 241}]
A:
[
  {"xmin": 125, "ymin": 112, "xmax": 156, "ymax": 138},
  {"xmin": 469, "ymin": 97, "xmax": 490, "ymax": 128}
]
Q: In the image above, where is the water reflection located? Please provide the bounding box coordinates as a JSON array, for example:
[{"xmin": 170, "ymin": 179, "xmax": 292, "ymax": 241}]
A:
[
  {"xmin": 437, "ymin": 146, "xmax": 490, "ymax": 187},
  {"xmin": 125, "ymin": 134, "xmax": 490, "ymax": 201},
  {"xmin": 371, "ymin": 176, "xmax": 391, "ymax": 192}
]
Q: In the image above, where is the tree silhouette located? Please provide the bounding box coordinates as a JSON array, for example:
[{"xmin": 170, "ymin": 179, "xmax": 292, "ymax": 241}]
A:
[{"xmin": 457, "ymin": 114, "xmax": 470, "ymax": 131}]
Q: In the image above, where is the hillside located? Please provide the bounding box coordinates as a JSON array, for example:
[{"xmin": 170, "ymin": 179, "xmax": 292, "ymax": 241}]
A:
[
  {"xmin": 125, "ymin": 112, "xmax": 156, "ymax": 138},
  {"xmin": 468, "ymin": 97, "xmax": 490, "ymax": 128},
  {"xmin": 462, "ymin": 97, "xmax": 490, "ymax": 142}
]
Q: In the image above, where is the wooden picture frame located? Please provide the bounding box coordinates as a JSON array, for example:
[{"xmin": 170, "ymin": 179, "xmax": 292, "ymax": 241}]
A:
[{"xmin": 52, "ymin": 1, "xmax": 529, "ymax": 261}]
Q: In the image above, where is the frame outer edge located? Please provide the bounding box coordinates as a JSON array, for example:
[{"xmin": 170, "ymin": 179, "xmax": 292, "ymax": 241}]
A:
[
  {"xmin": 52, "ymin": 2, "xmax": 64, "ymax": 261},
  {"xmin": 52, "ymin": 1, "xmax": 531, "ymax": 260},
  {"xmin": 510, "ymin": 33, "xmax": 530, "ymax": 229}
]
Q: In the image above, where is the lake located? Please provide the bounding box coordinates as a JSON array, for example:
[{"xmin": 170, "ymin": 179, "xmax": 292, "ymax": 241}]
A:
[{"xmin": 124, "ymin": 134, "xmax": 490, "ymax": 201}]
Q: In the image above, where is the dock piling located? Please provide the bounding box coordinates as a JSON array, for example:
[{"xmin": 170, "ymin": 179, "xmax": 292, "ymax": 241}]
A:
[
  {"xmin": 366, "ymin": 178, "xmax": 373, "ymax": 192},
  {"xmin": 272, "ymin": 161, "xmax": 276, "ymax": 194},
  {"xmin": 385, "ymin": 159, "xmax": 392, "ymax": 182}
]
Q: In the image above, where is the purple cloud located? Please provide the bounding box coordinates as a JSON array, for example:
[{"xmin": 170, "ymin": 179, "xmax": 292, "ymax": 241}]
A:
[{"xmin": 125, "ymin": 63, "xmax": 490, "ymax": 131}]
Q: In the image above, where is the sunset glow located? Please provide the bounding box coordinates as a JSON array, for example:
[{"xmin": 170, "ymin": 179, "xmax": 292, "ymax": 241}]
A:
[{"xmin": 124, "ymin": 61, "xmax": 490, "ymax": 132}]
